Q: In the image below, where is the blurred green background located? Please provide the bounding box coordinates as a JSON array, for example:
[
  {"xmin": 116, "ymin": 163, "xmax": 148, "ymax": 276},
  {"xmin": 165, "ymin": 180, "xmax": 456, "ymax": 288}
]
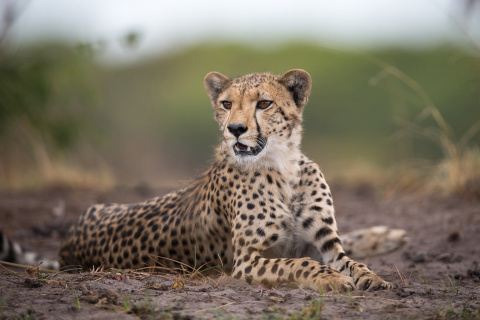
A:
[
  {"xmin": 1, "ymin": 2, "xmax": 479, "ymax": 193},
  {"xmin": 1, "ymin": 42, "xmax": 479, "ymax": 190}
]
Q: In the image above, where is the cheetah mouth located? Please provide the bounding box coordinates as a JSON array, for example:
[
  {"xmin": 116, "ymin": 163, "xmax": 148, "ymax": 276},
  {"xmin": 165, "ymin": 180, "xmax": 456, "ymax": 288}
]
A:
[{"xmin": 233, "ymin": 136, "xmax": 267, "ymax": 157}]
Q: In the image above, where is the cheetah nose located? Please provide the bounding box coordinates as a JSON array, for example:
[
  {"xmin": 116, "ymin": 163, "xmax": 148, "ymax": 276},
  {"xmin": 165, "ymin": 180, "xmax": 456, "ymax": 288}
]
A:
[{"xmin": 227, "ymin": 123, "xmax": 248, "ymax": 138}]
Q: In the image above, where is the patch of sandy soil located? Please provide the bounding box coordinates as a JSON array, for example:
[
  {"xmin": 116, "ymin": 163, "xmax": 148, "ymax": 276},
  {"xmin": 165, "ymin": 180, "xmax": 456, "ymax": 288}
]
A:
[{"xmin": 0, "ymin": 185, "xmax": 479, "ymax": 319}]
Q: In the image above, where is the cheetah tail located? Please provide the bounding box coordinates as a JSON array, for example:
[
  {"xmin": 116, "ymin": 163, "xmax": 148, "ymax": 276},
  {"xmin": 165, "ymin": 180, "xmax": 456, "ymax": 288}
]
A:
[
  {"xmin": 340, "ymin": 226, "xmax": 409, "ymax": 259},
  {"xmin": 0, "ymin": 228, "xmax": 59, "ymax": 270}
]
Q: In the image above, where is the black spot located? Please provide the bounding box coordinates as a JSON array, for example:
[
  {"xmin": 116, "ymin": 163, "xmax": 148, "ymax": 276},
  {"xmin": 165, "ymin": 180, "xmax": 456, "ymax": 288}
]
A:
[
  {"xmin": 266, "ymin": 174, "xmax": 273, "ymax": 184},
  {"xmin": 247, "ymin": 203, "xmax": 255, "ymax": 210},
  {"xmin": 320, "ymin": 183, "xmax": 327, "ymax": 189},
  {"xmin": 310, "ymin": 206, "xmax": 322, "ymax": 212},
  {"xmin": 295, "ymin": 270, "xmax": 302, "ymax": 278},
  {"xmin": 315, "ymin": 227, "xmax": 332, "ymax": 241},
  {"xmin": 321, "ymin": 237, "xmax": 341, "ymax": 253},
  {"xmin": 326, "ymin": 199, "xmax": 332, "ymax": 206},
  {"xmin": 258, "ymin": 266, "xmax": 266, "ymax": 276},
  {"xmin": 256, "ymin": 228, "xmax": 266, "ymax": 237},
  {"xmin": 268, "ymin": 263, "xmax": 278, "ymax": 275},
  {"xmin": 245, "ymin": 266, "xmax": 252, "ymax": 274},
  {"xmin": 322, "ymin": 217, "xmax": 334, "ymax": 225},
  {"xmin": 302, "ymin": 218, "xmax": 314, "ymax": 229}
]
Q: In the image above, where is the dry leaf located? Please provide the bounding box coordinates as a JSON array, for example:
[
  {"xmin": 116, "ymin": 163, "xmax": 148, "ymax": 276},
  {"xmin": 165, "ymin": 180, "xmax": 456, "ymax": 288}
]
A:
[
  {"xmin": 267, "ymin": 292, "xmax": 286, "ymax": 303},
  {"xmin": 172, "ymin": 281, "xmax": 184, "ymax": 290}
]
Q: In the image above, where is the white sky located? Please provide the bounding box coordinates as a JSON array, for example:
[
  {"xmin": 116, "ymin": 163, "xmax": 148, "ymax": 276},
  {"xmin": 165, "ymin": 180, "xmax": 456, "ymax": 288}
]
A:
[{"xmin": 4, "ymin": 0, "xmax": 480, "ymax": 63}]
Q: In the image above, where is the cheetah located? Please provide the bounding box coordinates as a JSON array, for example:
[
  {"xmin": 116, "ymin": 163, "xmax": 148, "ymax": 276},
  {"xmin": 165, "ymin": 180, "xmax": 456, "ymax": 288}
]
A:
[{"xmin": 57, "ymin": 69, "xmax": 406, "ymax": 292}]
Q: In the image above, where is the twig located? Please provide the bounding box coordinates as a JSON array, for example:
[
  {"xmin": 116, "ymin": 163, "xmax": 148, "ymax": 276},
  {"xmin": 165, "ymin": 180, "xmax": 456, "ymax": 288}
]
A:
[
  {"xmin": 0, "ymin": 260, "xmax": 56, "ymax": 273},
  {"xmin": 193, "ymin": 301, "xmax": 235, "ymax": 314}
]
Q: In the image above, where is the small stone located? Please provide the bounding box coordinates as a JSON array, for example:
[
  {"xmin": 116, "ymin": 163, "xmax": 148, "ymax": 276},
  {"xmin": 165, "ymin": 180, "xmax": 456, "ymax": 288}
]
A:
[
  {"xmin": 437, "ymin": 253, "xmax": 452, "ymax": 263},
  {"xmin": 24, "ymin": 278, "xmax": 43, "ymax": 288},
  {"xmin": 412, "ymin": 254, "xmax": 432, "ymax": 263},
  {"xmin": 447, "ymin": 230, "xmax": 460, "ymax": 242}
]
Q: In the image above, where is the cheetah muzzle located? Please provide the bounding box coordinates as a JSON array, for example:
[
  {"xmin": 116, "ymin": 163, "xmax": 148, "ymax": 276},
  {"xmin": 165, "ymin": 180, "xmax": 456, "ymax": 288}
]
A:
[
  {"xmin": 59, "ymin": 69, "xmax": 407, "ymax": 293},
  {"xmin": 233, "ymin": 135, "xmax": 267, "ymax": 157}
]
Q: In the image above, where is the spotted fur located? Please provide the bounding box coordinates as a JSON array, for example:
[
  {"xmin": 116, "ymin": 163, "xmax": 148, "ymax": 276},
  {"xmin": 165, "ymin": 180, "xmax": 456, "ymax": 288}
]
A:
[{"xmin": 59, "ymin": 70, "xmax": 404, "ymax": 292}]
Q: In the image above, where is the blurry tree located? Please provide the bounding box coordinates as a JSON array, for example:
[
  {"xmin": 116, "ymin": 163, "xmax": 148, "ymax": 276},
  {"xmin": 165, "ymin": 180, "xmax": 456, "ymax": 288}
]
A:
[
  {"xmin": 0, "ymin": 2, "xmax": 103, "ymax": 189},
  {"xmin": 0, "ymin": 44, "xmax": 99, "ymax": 148},
  {"xmin": 0, "ymin": 43, "xmax": 102, "ymax": 189}
]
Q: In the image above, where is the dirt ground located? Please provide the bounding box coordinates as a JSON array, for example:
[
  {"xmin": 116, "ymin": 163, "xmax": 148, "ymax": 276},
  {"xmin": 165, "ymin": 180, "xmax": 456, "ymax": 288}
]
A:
[{"xmin": 0, "ymin": 184, "xmax": 479, "ymax": 319}]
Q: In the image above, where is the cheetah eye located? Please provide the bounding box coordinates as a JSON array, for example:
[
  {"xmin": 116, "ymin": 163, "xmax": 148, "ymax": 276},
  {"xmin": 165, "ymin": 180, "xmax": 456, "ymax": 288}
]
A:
[
  {"xmin": 256, "ymin": 101, "xmax": 272, "ymax": 110},
  {"xmin": 221, "ymin": 101, "xmax": 232, "ymax": 110}
]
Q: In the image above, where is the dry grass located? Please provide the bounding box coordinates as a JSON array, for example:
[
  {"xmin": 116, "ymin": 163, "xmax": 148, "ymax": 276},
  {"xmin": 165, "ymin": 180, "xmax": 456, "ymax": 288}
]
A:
[
  {"xmin": 0, "ymin": 142, "xmax": 114, "ymax": 192},
  {"xmin": 368, "ymin": 55, "xmax": 480, "ymax": 198},
  {"xmin": 390, "ymin": 264, "xmax": 412, "ymax": 287}
]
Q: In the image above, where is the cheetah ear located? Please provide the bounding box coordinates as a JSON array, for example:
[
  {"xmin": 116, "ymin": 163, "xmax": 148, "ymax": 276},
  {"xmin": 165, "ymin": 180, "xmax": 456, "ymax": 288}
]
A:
[
  {"xmin": 204, "ymin": 72, "xmax": 231, "ymax": 105},
  {"xmin": 278, "ymin": 69, "xmax": 312, "ymax": 108}
]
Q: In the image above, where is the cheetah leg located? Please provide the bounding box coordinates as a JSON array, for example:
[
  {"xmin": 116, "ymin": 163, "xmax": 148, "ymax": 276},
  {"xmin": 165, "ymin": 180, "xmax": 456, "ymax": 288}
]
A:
[
  {"xmin": 295, "ymin": 221, "xmax": 393, "ymax": 291},
  {"xmin": 296, "ymin": 161, "xmax": 393, "ymax": 291},
  {"xmin": 230, "ymin": 210, "xmax": 354, "ymax": 292},
  {"xmin": 299, "ymin": 224, "xmax": 393, "ymax": 291},
  {"xmin": 340, "ymin": 226, "xmax": 408, "ymax": 259},
  {"xmin": 232, "ymin": 250, "xmax": 355, "ymax": 292}
]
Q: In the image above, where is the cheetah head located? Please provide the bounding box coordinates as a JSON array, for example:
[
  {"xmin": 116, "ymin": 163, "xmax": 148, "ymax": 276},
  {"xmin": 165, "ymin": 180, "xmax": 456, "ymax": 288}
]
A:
[{"xmin": 204, "ymin": 69, "xmax": 312, "ymax": 167}]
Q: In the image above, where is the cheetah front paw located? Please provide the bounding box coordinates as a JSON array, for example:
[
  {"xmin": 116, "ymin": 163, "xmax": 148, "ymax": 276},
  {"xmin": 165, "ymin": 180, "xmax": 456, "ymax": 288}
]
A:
[
  {"xmin": 316, "ymin": 273, "xmax": 355, "ymax": 293},
  {"xmin": 356, "ymin": 273, "xmax": 392, "ymax": 291}
]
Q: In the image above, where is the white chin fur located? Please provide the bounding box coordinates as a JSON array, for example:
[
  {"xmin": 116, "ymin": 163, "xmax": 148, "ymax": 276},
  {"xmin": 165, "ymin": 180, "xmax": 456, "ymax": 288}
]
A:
[{"xmin": 226, "ymin": 132, "xmax": 301, "ymax": 174}]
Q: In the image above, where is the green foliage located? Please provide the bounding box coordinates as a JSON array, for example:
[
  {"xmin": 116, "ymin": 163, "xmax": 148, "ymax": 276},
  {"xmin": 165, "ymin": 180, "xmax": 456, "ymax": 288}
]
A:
[
  {"xmin": 69, "ymin": 288, "xmax": 81, "ymax": 311},
  {"xmin": 287, "ymin": 298, "xmax": 324, "ymax": 320},
  {"xmin": 0, "ymin": 43, "xmax": 99, "ymax": 149},
  {"xmin": 100, "ymin": 44, "xmax": 479, "ymax": 169},
  {"xmin": 1, "ymin": 41, "xmax": 479, "ymax": 189},
  {"xmin": 443, "ymin": 274, "xmax": 459, "ymax": 294},
  {"xmin": 0, "ymin": 43, "xmax": 108, "ymax": 190},
  {"xmin": 0, "ymin": 294, "xmax": 9, "ymax": 312}
]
